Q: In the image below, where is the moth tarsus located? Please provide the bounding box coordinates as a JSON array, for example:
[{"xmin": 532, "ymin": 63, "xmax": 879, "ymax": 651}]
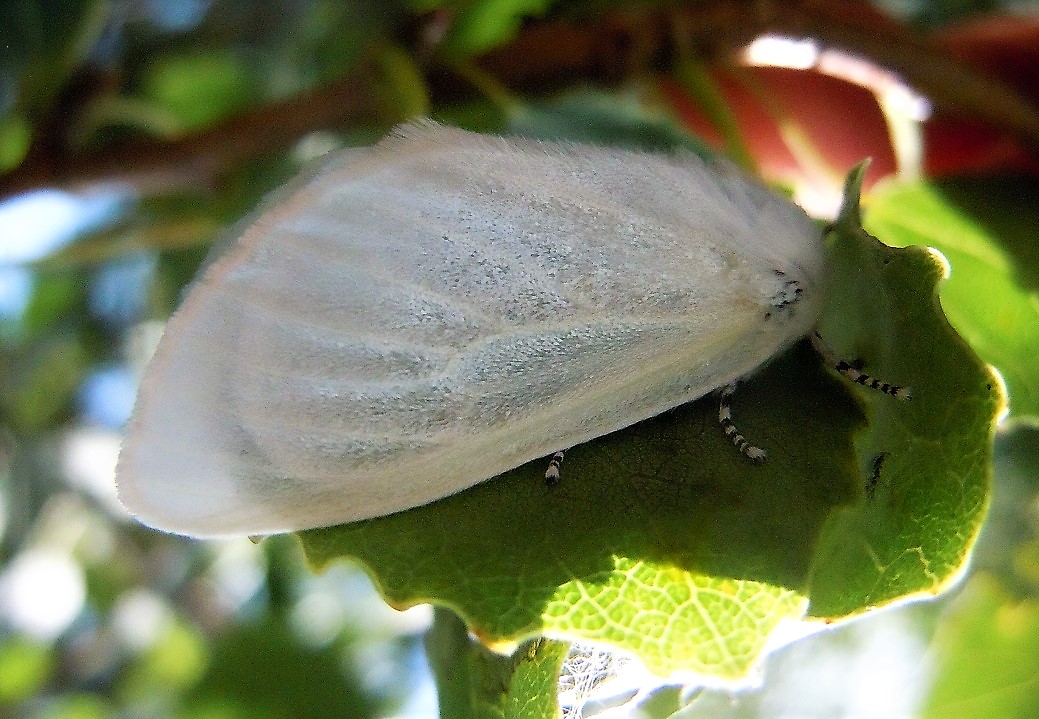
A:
[
  {"xmin": 544, "ymin": 450, "xmax": 566, "ymax": 486},
  {"xmin": 866, "ymin": 451, "xmax": 891, "ymax": 499},
  {"xmin": 835, "ymin": 360, "xmax": 911, "ymax": 400},
  {"xmin": 718, "ymin": 383, "xmax": 767, "ymax": 463},
  {"xmin": 810, "ymin": 332, "xmax": 911, "ymax": 400}
]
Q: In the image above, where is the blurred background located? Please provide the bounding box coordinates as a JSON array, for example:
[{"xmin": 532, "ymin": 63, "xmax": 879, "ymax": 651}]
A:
[{"xmin": 1, "ymin": 1, "xmax": 1038, "ymax": 717}]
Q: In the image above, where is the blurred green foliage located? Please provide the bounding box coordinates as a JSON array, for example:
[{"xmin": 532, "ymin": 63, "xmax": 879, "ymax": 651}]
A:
[{"xmin": 1, "ymin": 0, "xmax": 1037, "ymax": 717}]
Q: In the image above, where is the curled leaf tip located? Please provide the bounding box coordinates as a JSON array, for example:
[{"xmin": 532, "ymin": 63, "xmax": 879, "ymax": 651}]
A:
[{"xmin": 837, "ymin": 159, "xmax": 872, "ymax": 229}]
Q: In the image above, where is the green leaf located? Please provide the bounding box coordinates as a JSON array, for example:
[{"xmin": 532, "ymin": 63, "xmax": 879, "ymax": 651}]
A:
[
  {"xmin": 919, "ymin": 424, "xmax": 1039, "ymax": 716},
  {"xmin": 139, "ymin": 50, "xmax": 255, "ymax": 133},
  {"xmin": 298, "ymin": 167, "xmax": 999, "ymax": 684},
  {"xmin": 36, "ymin": 693, "xmax": 112, "ymax": 719},
  {"xmin": 119, "ymin": 618, "xmax": 207, "ymax": 697},
  {"xmin": 0, "ymin": 637, "xmax": 53, "ymax": 703},
  {"xmin": 1, "ymin": 335, "xmax": 89, "ymax": 432},
  {"xmin": 301, "ymin": 341, "xmax": 851, "ymax": 681},
  {"xmin": 440, "ymin": 0, "xmax": 554, "ymax": 56},
  {"xmin": 375, "ymin": 44, "xmax": 431, "ymax": 120},
  {"xmin": 506, "ymin": 638, "xmax": 567, "ymax": 719},
  {"xmin": 973, "ymin": 425, "xmax": 1039, "ymax": 592},
  {"xmin": 808, "ymin": 169, "xmax": 1002, "ymax": 617},
  {"xmin": 185, "ymin": 618, "xmax": 379, "ymax": 719},
  {"xmin": 505, "ymin": 90, "xmax": 713, "ymax": 156},
  {"xmin": 426, "ymin": 608, "xmax": 566, "ymax": 719},
  {"xmin": 923, "ymin": 574, "xmax": 1039, "ymax": 719},
  {"xmin": 0, "ymin": 113, "xmax": 31, "ymax": 172},
  {"xmin": 864, "ymin": 176, "xmax": 1039, "ymax": 421}
]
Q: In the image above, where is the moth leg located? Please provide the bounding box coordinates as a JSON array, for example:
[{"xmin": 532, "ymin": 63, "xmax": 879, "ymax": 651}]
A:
[
  {"xmin": 865, "ymin": 451, "xmax": 891, "ymax": 500},
  {"xmin": 810, "ymin": 333, "xmax": 911, "ymax": 399},
  {"xmin": 719, "ymin": 383, "xmax": 767, "ymax": 463},
  {"xmin": 544, "ymin": 450, "xmax": 566, "ymax": 486}
]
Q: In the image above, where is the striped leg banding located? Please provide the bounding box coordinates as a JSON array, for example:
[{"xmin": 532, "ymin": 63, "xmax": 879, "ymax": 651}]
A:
[
  {"xmin": 719, "ymin": 382, "xmax": 767, "ymax": 463},
  {"xmin": 810, "ymin": 333, "xmax": 911, "ymax": 400}
]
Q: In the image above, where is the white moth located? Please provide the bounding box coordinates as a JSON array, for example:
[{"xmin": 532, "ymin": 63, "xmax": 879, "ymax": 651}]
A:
[{"xmin": 116, "ymin": 120, "xmax": 827, "ymax": 537}]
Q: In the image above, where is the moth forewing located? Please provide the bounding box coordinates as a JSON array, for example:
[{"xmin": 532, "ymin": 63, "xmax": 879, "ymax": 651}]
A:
[{"xmin": 116, "ymin": 121, "xmax": 826, "ymax": 537}]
